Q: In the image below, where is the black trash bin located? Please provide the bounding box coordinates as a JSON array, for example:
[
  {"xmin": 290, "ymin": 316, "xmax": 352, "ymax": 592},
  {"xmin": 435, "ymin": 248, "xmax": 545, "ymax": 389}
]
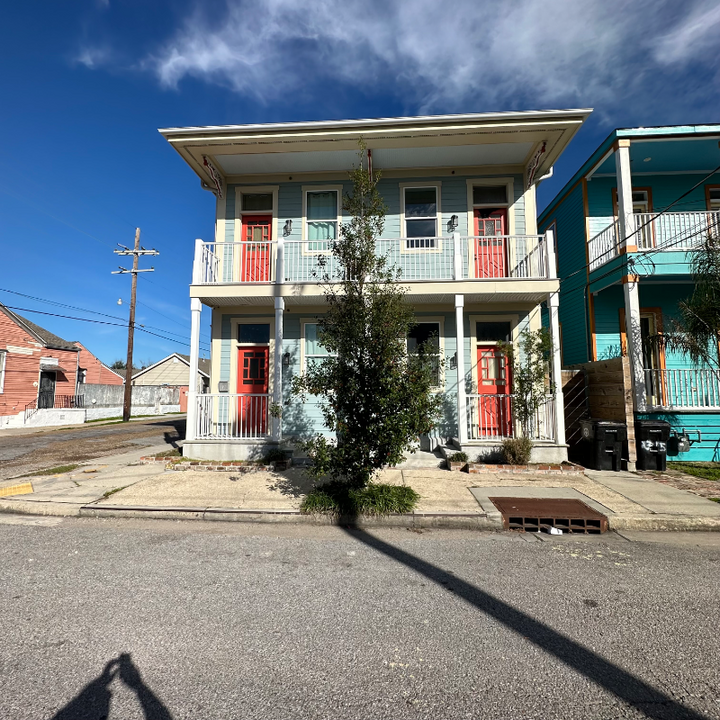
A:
[
  {"xmin": 579, "ymin": 419, "xmax": 627, "ymax": 471},
  {"xmin": 635, "ymin": 420, "xmax": 671, "ymax": 471}
]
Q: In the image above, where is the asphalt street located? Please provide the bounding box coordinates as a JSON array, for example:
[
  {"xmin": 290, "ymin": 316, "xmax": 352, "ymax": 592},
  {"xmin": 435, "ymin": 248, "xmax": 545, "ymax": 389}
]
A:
[
  {"xmin": 1, "ymin": 517, "xmax": 719, "ymax": 719},
  {"xmin": 0, "ymin": 417, "xmax": 184, "ymax": 479}
]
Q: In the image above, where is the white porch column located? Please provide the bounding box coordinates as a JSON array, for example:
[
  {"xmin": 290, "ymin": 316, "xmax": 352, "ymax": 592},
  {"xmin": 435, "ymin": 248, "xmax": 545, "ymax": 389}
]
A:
[
  {"xmin": 615, "ymin": 140, "xmax": 646, "ymax": 411},
  {"xmin": 273, "ymin": 296, "xmax": 285, "ymax": 440},
  {"xmin": 186, "ymin": 297, "xmax": 202, "ymax": 442},
  {"xmin": 544, "ymin": 228, "xmax": 566, "ymax": 445},
  {"xmin": 452, "ymin": 232, "xmax": 462, "ymax": 280},
  {"xmin": 455, "ymin": 295, "xmax": 468, "ymax": 445}
]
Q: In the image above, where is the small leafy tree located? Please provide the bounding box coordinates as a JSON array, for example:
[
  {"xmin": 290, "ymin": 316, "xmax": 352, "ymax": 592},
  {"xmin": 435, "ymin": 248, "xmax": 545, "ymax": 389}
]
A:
[
  {"xmin": 661, "ymin": 234, "xmax": 720, "ymax": 369},
  {"xmin": 293, "ymin": 145, "xmax": 441, "ymax": 489},
  {"xmin": 499, "ymin": 327, "xmax": 553, "ymax": 438}
]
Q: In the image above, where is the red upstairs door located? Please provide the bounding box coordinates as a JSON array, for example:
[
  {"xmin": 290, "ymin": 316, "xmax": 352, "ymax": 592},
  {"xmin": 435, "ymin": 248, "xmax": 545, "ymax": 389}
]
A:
[
  {"xmin": 241, "ymin": 216, "xmax": 272, "ymax": 282},
  {"xmin": 476, "ymin": 346, "xmax": 512, "ymax": 437},
  {"xmin": 237, "ymin": 347, "xmax": 269, "ymax": 436},
  {"xmin": 474, "ymin": 209, "xmax": 507, "ymax": 278}
]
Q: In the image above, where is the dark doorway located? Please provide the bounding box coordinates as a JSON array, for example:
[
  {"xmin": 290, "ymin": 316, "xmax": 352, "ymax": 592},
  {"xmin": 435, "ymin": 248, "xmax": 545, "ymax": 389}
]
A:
[{"xmin": 38, "ymin": 371, "xmax": 56, "ymax": 408}]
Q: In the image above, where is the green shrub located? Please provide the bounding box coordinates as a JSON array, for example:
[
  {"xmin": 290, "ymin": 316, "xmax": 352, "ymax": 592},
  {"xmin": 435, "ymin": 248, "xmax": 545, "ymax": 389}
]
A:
[
  {"xmin": 301, "ymin": 481, "xmax": 420, "ymax": 516},
  {"xmin": 263, "ymin": 448, "xmax": 289, "ymax": 463},
  {"xmin": 501, "ymin": 437, "xmax": 533, "ymax": 465},
  {"xmin": 448, "ymin": 451, "xmax": 468, "ymax": 463}
]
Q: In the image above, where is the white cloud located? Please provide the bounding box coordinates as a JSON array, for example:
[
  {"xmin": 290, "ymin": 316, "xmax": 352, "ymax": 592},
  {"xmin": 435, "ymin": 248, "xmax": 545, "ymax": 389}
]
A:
[
  {"xmin": 101, "ymin": 0, "xmax": 720, "ymax": 115},
  {"xmin": 76, "ymin": 46, "xmax": 109, "ymax": 69}
]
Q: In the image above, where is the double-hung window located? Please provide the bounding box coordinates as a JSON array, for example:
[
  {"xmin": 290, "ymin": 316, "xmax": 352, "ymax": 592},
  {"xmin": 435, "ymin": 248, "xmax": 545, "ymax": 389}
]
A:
[
  {"xmin": 304, "ymin": 323, "xmax": 334, "ymax": 373},
  {"xmin": 306, "ymin": 190, "xmax": 339, "ymax": 252},
  {"xmin": 408, "ymin": 322, "xmax": 441, "ymax": 387},
  {"xmin": 404, "ymin": 187, "xmax": 439, "ymax": 249}
]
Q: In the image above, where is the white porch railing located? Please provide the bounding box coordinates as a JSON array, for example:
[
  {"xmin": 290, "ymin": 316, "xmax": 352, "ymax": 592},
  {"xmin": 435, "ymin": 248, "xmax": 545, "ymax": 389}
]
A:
[
  {"xmin": 645, "ymin": 368, "xmax": 720, "ymax": 410},
  {"xmin": 194, "ymin": 235, "xmax": 551, "ymax": 285},
  {"xmin": 465, "ymin": 394, "xmax": 556, "ymax": 442},
  {"xmin": 196, "ymin": 393, "xmax": 271, "ymax": 439},
  {"xmin": 634, "ymin": 211, "xmax": 720, "ymax": 251},
  {"xmin": 588, "ymin": 221, "xmax": 619, "ymax": 271}
]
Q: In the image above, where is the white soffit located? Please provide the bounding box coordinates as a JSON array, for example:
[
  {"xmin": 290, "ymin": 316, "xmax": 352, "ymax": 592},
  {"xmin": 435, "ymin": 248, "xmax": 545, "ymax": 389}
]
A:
[{"xmin": 215, "ymin": 142, "xmax": 535, "ymax": 175}]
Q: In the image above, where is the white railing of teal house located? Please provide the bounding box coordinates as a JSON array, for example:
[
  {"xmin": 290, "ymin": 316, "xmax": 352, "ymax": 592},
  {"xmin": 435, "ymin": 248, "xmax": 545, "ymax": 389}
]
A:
[
  {"xmin": 644, "ymin": 368, "xmax": 720, "ymax": 410},
  {"xmin": 465, "ymin": 394, "xmax": 556, "ymax": 442},
  {"xmin": 588, "ymin": 221, "xmax": 620, "ymax": 271},
  {"xmin": 194, "ymin": 234, "xmax": 552, "ymax": 285},
  {"xmin": 195, "ymin": 393, "xmax": 272, "ymax": 440},
  {"xmin": 633, "ymin": 211, "xmax": 720, "ymax": 251}
]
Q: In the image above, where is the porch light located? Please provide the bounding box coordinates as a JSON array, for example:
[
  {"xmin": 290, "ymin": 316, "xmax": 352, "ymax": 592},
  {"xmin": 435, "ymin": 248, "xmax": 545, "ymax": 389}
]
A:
[
  {"xmin": 448, "ymin": 215, "xmax": 459, "ymax": 232},
  {"xmin": 283, "ymin": 351, "xmax": 291, "ymax": 367},
  {"xmin": 283, "ymin": 220, "xmax": 293, "ymax": 236},
  {"xmin": 449, "ymin": 352, "xmax": 458, "ymax": 370}
]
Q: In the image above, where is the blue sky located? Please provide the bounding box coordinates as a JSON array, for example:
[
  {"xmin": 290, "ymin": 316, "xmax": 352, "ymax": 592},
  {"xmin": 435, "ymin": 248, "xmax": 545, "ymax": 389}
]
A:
[{"xmin": 1, "ymin": 0, "xmax": 719, "ymax": 366}]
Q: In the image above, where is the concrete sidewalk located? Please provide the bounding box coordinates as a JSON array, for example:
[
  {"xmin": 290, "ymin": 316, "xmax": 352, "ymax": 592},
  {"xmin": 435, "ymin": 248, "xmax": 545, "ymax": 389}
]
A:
[{"xmin": 2, "ymin": 448, "xmax": 720, "ymax": 531}]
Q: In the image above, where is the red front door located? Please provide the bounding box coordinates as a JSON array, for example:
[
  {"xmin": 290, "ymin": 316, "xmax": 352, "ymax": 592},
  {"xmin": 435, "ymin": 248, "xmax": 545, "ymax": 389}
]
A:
[
  {"xmin": 237, "ymin": 347, "xmax": 269, "ymax": 435},
  {"xmin": 477, "ymin": 346, "xmax": 512, "ymax": 437},
  {"xmin": 474, "ymin": 209, "xmax": 507, "ymax": 278},
  {"xmin": 241, "ymin": 216, "xmax": 272, "ymax": 282}
]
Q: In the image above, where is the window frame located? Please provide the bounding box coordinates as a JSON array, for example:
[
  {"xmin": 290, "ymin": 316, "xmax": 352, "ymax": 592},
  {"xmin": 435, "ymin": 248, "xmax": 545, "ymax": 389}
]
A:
[
  {"xmin": 406, "ymin": 317, "xmax": 445, "ymax": 390},
  {"xmin": 0, "ymin": 350, "xmax": 5, "ymax": 393},
  {"xmin": 228, "ymin": 317, "xmax": 275, "ymax": 397},
  {"xmin": 302, "ymin": 185, "xmax": 343, "ymax": 255},
  {"xmin": 301, "ymin": 320, "xmax": 336, "ymax": 375},
  {"xmin": 233, "ymin": 186, "xmax": 279, "ymax": 239},
  {"xmin": 468, "ymin": 313, "xmax": 519, "ymax": 393},
  {"xmin": 706, "ymin": 185, "xmax": 720, "ymax": 211},
  {"xmin": 400, "ymin": 182, "xmax": 442, "ymax": 252}
]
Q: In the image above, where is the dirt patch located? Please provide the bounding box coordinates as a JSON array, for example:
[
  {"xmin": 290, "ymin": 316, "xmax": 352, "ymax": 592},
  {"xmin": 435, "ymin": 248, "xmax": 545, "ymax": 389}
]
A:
[
  {"xmin": 640, "ymin": 468, "xmax": 720, "ymax": 500},
  {"xmin": 0, "ymin": 422, "xmax": 183, "ymax": 480}
]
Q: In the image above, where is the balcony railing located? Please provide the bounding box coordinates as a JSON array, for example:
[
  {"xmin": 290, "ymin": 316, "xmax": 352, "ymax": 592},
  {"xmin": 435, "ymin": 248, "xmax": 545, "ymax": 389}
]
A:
[
  {"xmin": 588, "ymin": 212, "xmax": 720, "ymax": 271},
  {"xmin": 634, "ymin": 211, "xmax": 720, "ymax": 251},
  {"xmin": 645, "ymin": 368, "xmax": 720, "ymax": 410},
  {"xmin": 196, "ymin": 393, "xmax": 271, "ymax": 440},
  {"xmin": 588, "ymin": 221, "xmax": 620, "ymax": 271},
  {"xmin": 465, "ymin": 394, "xmax": 556, "ymax": 442},
  {"xmin": 25, "ymin": 394, "xmax": 85, "ymax": 422},
  {"xmin": 194, "ymin": 235, "xmax": 551, "ymax": 286}
]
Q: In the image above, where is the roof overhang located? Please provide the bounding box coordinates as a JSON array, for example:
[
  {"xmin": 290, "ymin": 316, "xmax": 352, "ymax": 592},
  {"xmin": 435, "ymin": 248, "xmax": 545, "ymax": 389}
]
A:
[{"xmin": 160, "ymin": 109, "xmax": 591, "ymax": 185}]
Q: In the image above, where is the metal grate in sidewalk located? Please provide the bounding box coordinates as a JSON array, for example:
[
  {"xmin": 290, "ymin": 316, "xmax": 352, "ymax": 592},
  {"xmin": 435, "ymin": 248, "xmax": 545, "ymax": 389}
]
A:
[{"xmin": 489, "ymin": 497, "xmax": 608, "ymax": 534}]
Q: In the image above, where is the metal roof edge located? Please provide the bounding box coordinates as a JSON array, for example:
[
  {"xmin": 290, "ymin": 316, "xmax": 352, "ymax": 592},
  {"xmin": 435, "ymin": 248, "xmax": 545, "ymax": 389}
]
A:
[{"xmin": 158, "ymin": 108, "xmax": 593, "ymax": 137}]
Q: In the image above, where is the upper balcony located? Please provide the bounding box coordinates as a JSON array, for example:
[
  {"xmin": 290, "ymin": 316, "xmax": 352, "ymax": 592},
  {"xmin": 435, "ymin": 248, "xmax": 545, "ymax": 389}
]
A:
[
  {"xmin": 190, "ymin": 233, "xmax": 557, "ymax": 306},
  {"xmin": 588, "ymin": 211, "xmax": 720, "ymax": 273}
]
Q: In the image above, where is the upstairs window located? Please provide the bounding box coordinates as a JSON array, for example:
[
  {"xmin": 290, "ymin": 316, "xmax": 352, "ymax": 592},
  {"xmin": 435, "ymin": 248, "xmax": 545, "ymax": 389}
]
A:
[
  {"xmin": 408, "ymin": 322, "xmax": 441, "ymax": 386},
  {"xmin": 404, "ymin": 187, "xmax": 438, "ymax": 249},
  {"xmin": 306, "ymin": 190, "xmax": 339, "ymax": 251},
  {"xmin": 473, "ymin": 185, "xmax": 508, "ymax": 205},
  {"xmin": 241, "ymin": 193, "xmax": 273, "ymax": 211},
  {"xmin": 708, "ymin": 187, "xmax": 720, "ymax": 211}
]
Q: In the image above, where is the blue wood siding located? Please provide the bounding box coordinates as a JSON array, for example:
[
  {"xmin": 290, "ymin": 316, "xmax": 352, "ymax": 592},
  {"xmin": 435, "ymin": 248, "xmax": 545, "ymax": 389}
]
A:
[
  {"xmin": 593, "ymin": 285, "xmax": 624, "ymax": 360},
  {"xmin": 538, "ymin": 182, "xmax": 588, "ymax": 365},
  {"xmin": 639, "ymin": 411, "xmax": 720, "ymax": 461}
]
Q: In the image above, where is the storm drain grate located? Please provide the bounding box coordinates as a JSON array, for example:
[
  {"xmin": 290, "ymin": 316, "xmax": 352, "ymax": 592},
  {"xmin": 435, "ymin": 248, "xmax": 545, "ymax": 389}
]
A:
[{"xmin": 489, "ymin": 497, "xmax": 608, "ymax": 534}]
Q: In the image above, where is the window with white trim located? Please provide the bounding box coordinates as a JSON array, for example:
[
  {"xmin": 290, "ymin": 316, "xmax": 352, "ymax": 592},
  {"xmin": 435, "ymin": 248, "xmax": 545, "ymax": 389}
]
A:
[
  {"xmin": 0, "ymin": 351, "xmax": 5, "ymax": 393},
  {"xmin": 306, "ymin": 190, "xmax": 339, "ymax": 251},
  {"xmin": 304, "ymin": 323, "xmax": 334, "ymax": 372},
  {"xmin": 709, "ymin": 187, "xmax": 720, "ymax": 211},
  {"xmin": 404, "ymin": 187, "xmax": 438, "ymax": 248},
  {"xmin": 408, "ymin": 322, "xmax": 441, "ymax": 386}
]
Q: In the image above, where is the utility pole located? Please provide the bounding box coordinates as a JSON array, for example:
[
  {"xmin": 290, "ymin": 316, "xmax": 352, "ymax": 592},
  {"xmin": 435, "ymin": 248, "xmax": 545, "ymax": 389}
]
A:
[{"xmin": 112, "ymin": 228, "xmax": 159, "ymax": 422}]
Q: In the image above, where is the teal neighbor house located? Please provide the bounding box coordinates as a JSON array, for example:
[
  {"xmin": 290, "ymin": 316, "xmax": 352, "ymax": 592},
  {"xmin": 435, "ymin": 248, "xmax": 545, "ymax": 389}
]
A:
[
  {"xmin": 161, "ymin": 110, "xmax": 591, "ymax": 462},
  {"xmin": 538, "ymin": 124, "xmax": 720, "ymax": 461}
]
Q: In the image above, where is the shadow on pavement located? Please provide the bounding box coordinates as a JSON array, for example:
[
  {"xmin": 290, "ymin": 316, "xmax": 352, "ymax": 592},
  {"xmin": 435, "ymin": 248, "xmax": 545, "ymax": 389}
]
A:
[
  {"xmin": 342, "ymin": 527, "xmax": 710, "ymax": 720},
  {"xmin": 50, "ymin": 652, "xmax": 173, "ymax": 720}
]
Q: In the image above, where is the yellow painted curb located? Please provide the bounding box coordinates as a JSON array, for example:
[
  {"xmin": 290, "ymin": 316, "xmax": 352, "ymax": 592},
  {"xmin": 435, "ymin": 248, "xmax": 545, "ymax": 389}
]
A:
[{"xmin": 0, "ymin": 482, "xmax": 34, "ymax": 498}]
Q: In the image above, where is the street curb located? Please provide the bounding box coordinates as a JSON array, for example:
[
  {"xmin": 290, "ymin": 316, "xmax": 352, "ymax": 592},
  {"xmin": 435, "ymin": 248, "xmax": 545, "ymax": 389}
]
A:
[
  {"xmin": 0, "ymin": 499, "xmax": 81, "ymax": 517},
  {"xmin": 79, "ymin": 504, "xmax": 499, "ymax": 530},
  {"xmin": 609, "ymin": 516, "xmax": 720, "ymax": 532}
]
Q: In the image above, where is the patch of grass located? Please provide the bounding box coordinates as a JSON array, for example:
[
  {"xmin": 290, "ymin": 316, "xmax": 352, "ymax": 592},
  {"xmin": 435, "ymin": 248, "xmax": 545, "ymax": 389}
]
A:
[
  {"xmin": 667, "ymin": 462, "xmax": 720, "ymax": 481},
  {"xmin": 20, "ymin": 464, "xmax": 80, "ymax": 477},
  {"xmin": 710, "ymin": 498, "xmax": 720, "ymax": 503},
  {"xmin": 301, "ymin": 481, "xmax": 420, "ymax": 516},
  {"xmin": 102, "ymin": 485, "xmax": 129, "ymax": 499},
  {"xmin": 145, "ymin": 449, "xmax": 182, "ymax": 459}
]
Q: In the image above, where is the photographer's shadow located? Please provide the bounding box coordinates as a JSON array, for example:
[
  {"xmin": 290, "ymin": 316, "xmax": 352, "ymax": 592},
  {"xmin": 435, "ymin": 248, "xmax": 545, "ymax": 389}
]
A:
[{"xmin": 51, "ymin": 652, "xmax": 173, "ymax": 720}]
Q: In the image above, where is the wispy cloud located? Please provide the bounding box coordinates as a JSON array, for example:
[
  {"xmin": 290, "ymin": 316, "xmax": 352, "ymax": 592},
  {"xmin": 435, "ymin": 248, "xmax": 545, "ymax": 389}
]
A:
[
  {"xmin": 75, "ymin": 46, "xmax": 110, "ymax": 69},
  {"xmin": 86, "ymin": 0, "xmax": 720, "ymax": 118}
]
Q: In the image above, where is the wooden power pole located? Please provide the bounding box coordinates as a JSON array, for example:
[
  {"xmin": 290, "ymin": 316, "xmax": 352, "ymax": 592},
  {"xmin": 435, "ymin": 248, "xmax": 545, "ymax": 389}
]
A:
[{"xmin": 113, "ymin": 228, "xmax": 159, "ymax": 422}]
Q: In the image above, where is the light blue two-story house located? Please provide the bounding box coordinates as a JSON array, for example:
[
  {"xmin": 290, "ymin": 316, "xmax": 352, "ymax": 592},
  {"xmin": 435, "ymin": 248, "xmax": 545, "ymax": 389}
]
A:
[
  {"xmin": 161, "ymin": 110, "xmax": 591, "ymax": 462},
  {"xmin": 538, "ymin": 124, "xmax": 720, "ymax": 460}
]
